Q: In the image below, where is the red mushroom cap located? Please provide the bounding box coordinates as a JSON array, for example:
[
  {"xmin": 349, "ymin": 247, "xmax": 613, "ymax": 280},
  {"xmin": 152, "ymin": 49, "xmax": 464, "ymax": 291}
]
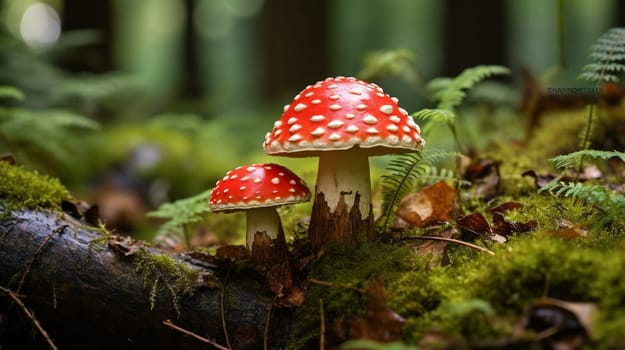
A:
[
  {"xmin": 209, "ymin": 163, "xmax": 311, "ymax": 212},
  {"xmin": 263, "ymin": 76, "xmax": 425, "ymax": 157}
]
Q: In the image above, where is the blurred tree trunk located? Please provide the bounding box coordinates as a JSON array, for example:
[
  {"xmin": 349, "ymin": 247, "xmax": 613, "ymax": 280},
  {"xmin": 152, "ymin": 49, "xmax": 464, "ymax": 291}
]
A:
[
  {"xmin": 260, "ymin": 0, "xmax": 329, "ymax": 100},
  {"xmin": 445, "ymin": 0, "xmax": 507, "ymax": 76}
]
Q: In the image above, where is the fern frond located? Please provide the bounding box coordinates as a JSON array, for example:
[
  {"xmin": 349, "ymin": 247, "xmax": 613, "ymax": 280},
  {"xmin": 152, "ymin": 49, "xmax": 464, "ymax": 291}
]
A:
[
  {"xmin": 379, "ymin": 149, "xmax": 459, "ymax": 232},
  {"xmin": 0, "ymin": 86, "xmax": 25, "ymax": 102},
  {"xmin": 542, "ymin": 181, "xmax": 625, "ymax": 223},
  {"xmin": 430, "ymin": 65, "xmax": 510, "ymax": 111},
  {"xmin": 147, "ymin": 189, "xmax": 213, "ymax": 236},
  {"xmin": 550, "ymin": 149, "xmax": 625, "ymax": 169},
  {"xmin": 580, "ymin": 27, "xmax": 625, "ymax": 83},
  {"xmin": 412, "ymin": 108, "xmax": 456, "ymax": 124}
]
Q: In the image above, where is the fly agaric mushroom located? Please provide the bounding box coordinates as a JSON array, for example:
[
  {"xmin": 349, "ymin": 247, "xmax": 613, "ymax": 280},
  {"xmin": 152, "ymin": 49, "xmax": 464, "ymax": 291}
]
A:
[
  {"xmin": 263, "ymin": 76, "xmax": 424, "ymax": 249},
  {"xmin": 209, "ymin": 163, "xmax": 311, "ymax": 251}
]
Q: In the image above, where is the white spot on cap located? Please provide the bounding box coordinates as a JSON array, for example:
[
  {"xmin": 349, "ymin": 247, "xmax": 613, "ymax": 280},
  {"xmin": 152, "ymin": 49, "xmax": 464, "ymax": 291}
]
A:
[
  {"xmin": 328, "ymin": 133, "xmax": 341, "ymax": 141},
  {"xmin": 254, "ymin": 178, "xmax": 261, "ymax": 184},
  {"xmin": 327, "ymin": 120, "xmax": 344, "ymax": 129},
  {"xmin": 294, "ymin": 103, "xmax": 307, "ymax": 112},
  {"xmin": 376, "ymin": 92, "xmax": 385, "ymax": 98},
  {"xmin": 305, "ymin": 92, "xmax": 314, "ymax": 97},
  {"xmin": 311, "ymin": 99, "xmax": 321, "ymax": 105},
  {"xmin": 329, "ymin": 94, "xmax": 340, "ymax": 100},
  {"xmin": 265, "ymin": 132, "xmax": 270, "ymax": 139},
  {"xmin": 310, "ymin": 115, "xmax": 325, "ymax": 122},
  {"xmin": 240, "ymin": 186, "xmax": 247, "ymax": 191},
  {"xmin": 379, "ymin": 105, "xmax": 393, "ymax": 115},
  {"xmin": 289, "ymin": 179, "xmax": 296, "ymax": 185},
  {"xmin": 264, "ymin": 165, "xmax": 272, "ymax": 169},
  {"xmin": 272, "ymin": 190, "xmax": 279, "ymax": 194},
  {"xmin": 402, "ymin": 126, "xmax": 411, "ymax": 133},
  {"xmin": 366, "ymin": 127, "xmax": 379, "ymax": 134},
  {"xmin": 287, "ymin": 117, "xmax": 298, "ymax": 125},
  {"xmin": 402, "ymin": 135, "xmax": 412, "ymax": 143},
  {"xmin": 362, "ymin": 115, "xmax": 378, "ymax": 124},
  {"xmin": 278, "ymin": 172, "xmax": 285, "ymax": 176},
  {"xmin": 283, "ymin": 104, "xmax": 290, "ymax": 112},
  {"xmin": 387, "ymin": 135, "xmax": 399, "ymax": 144},
  {"xmin": 223, "ymin": 188, "xmax": 229, "ymax": 193},
  {"xmin": 246, "ymin": 166, "xmax": 256, "ymax": 172},
  {"xmin": 274, "ymin": 129, "xmax": 282, "ymax": 136},
  {"xmin": 399, "ymin": 107, "xmax": 408, "ymax": 115},
  {"xmin": 346, "ymin": 125, "xmax": 359, "ymax": 133},
  {"xmin": 274, "ymin": 120, "xmax": 282, "ymax": 128},
  {"xmin": 223, "ymin": 175, "xmax": 229, "ymax": 181},
  {"xmin": 271, "ymin": 177, "xmax": 280, "ymax": 184},
  {"xmin": 289, "ymin": 124, "xmax": 302, "ymax": 133},
  {"xmin": 311, "ymin": 127, "xmax": 325, "ymax": 136},
  {"xmin": 241, "ymin": 176, "xmax": 249, "ymax": 181},
  {"xmin": 390, "ymin": 115, "xmax": 401, "ymax": 124},
  {"xmin": 348, "ymin": 89, "xmax": 361, "ymax": 95},
  {"xmin": 294, "ymin": 94, "xmax": 301, "ymax": 100},
  {"xmin": 386, "ymin": 124, "xmax": 399, "ymax": 132},
  {"xmin": 357, "ymin": 104, "xmax": 367, "ymax": 110},
  {"xmin": 329, "ymin": 104, "xmax": 341, "ymax": 111},
  {"xmin": 328, "ymin": 84, "xmax": 339, "ymax": 89},
  {"xmin": 345, "ymin": 113, "xmax": 355, "ymax": 119},
  {"xmin": 288, "ymin": 134, "xmax": 302, "ymax": 142},
  {"xmin": 230, "ymin": 174, "xmax": 238, "ymax": 179},
  {"xmin": 391, "ymin": 97, "xmax": 399, "ymax": 104},
  {"xmin": 289, "ymin": 188, "xmax": 296, "ymax": 193}
]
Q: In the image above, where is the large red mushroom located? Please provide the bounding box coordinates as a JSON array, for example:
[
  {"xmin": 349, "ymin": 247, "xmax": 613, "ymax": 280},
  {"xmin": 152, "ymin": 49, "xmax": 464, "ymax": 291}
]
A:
[
  {"xmin": 209, "ymin": 163, "xmax": 311, "ymax": 251},
  {"xmin": 263, "ymin": 76, "xmax": 424, "ymax": 249}
]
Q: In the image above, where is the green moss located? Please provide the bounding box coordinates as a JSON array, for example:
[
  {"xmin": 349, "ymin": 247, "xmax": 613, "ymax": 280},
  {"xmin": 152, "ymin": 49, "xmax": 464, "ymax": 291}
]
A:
[
  {"xmin": 0, "ymin": 161, "xmax": 70, "ymax": 212},
  {"xmin": 134, "ymin": 248, "xmax": 200, "ymax": 315}
]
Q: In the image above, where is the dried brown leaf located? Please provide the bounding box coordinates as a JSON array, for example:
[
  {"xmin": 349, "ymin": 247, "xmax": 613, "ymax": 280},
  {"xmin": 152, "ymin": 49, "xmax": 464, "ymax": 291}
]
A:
[{"xmin": 396, "ymin": 181, "xmax": 457, "ymax": 228}]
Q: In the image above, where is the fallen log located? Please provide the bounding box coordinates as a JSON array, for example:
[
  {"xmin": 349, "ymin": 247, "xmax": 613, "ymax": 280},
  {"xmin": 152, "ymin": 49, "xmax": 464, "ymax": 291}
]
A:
[{"xmin": 0, "ymin": 208, "xmax": 294, "ymax": 350}]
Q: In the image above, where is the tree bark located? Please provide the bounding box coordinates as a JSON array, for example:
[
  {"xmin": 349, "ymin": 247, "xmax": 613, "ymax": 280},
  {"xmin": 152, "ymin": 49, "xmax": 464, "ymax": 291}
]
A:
[{"xmin": 0, "ymin": 209, "xmax": 293, "ymax": 350}]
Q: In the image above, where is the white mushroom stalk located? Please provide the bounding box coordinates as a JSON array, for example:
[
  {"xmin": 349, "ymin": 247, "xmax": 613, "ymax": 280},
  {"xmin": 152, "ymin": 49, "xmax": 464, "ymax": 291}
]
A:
[{"xmin": 244, "ymin": 206, "xmax": 282, "ymax": 249}]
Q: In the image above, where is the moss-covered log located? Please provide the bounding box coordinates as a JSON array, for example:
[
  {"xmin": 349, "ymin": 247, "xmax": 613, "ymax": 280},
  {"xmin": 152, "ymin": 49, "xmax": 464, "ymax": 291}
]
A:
[{"xmin": 0, "ymin": 209, "xmax": 293, "ymax": 350}]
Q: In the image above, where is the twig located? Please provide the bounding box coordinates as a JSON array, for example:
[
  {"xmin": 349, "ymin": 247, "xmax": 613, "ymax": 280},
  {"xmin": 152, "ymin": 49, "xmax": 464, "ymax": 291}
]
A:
[
  {"xmin": 162, "ymin": 319, "xmax": 231, "ymax": 350},
  {"xmin": 307, "ymin": 278, "xmax": 366, "ymax": 293},
  {"xmin": 263, "ymin": 304, "xmax": 272, "ymax": 350},
  {"xmin": 399, "ymin": 235, "xmax": 495, "ymax": 255},
  {"xmin": 220, "ymin": 270, "xmax": 232, "ymax": 349},
  {"xmin": 0, "ymin": 286, "xmax": 58, "ymax": 350},
  {"xmin": 17, "ymin": 225, "xmax": 68, "ymax": 293},
  {"xmin": 319, "ymin": 298, "xmax": 325, "ymax": 350}
]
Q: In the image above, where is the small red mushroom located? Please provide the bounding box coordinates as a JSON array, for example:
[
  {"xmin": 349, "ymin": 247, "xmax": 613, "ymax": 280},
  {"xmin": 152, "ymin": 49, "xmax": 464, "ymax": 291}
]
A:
[
  {"xmin": 209, "ymin": 163, "xmax": 311, "ymax": 251},
  {"xmin": 263, "ymin": 76, "xmax": 425, "ymax": 249}
]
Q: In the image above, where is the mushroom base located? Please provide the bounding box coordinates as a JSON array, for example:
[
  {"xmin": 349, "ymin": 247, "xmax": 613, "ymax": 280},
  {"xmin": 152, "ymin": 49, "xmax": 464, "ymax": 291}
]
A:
[{"xmin": 308, "ymin": 191, "xmax": 374, "ymax": 252}]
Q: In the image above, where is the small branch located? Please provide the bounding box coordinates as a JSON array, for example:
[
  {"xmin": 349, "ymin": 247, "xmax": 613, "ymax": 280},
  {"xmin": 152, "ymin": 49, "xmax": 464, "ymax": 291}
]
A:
[
  {"xmin": 0, "ymin": 286, "xmax": 58, "ymax": 350},
  {"xmin": 319, "ymin": 298, "xmax": 325, "ymax": 350},
  {"xmin": 220, "ymin": 270, "xmax": 232, "ymax": 349},
  {"xmin": 307, "ymin": 278, "xmax": 366, "ymax": 293},
  {"xmin": 162, "ymin": 319, "xmax": 231, "ymax": 350},
  {"xmin": 17, "ymin": 225, "xmax": 68, "ymax": 293},
  {"xmin": 400, "ymin": 235, "xmax": 495, "ymax": 255},
  {"xmin": 263, "ymin": 304, "xmax": 272, "ymax": 350}
]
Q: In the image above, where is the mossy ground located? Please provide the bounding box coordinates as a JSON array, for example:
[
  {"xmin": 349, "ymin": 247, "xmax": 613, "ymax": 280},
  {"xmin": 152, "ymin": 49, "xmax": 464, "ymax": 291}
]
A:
[
  {"xmin": 0, "ymin": 160, "xmax": 70, "ymax": 212},
  {"xmin": 289, "ymin": 107, "xmax": 625, "ymax": 349}
]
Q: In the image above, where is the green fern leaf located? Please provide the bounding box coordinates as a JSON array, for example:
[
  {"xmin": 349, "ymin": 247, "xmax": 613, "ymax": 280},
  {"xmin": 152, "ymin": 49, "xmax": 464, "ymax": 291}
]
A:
[
  {"xmin": 0, "ymin": 86, "xmax": 25, "ymax": 102},
  {"xmin": 550, "ymin": 149, "xmax": 625, "ymax": 169},
  {"xmin": 430, "ymin": 65, "xmax": 510, "ymax": 111},
  {"xmin": 379, "ymin": 149, "xmax": 459, "ymax": 231},
  {"xmin": 580, "ymin": 27, "xmax": 625, "ymax": 83},
  {"xmin": 147, "ymin": 189, "xmax": 213, "ymax": 236}
]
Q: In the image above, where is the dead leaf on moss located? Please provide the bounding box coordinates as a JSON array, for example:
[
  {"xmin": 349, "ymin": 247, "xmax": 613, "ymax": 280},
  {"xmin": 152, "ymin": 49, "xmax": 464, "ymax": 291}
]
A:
[
  {"xmin": 463, "ymin": 159, "xmax": 500, "ymax": 200},
  {"xmin": 414, "ymin": 229, "xmax": 453, "ymax": 266},
  {"xmin": 519, "ymin": 297, "xmax": 596, "ymax": 349},
  {"xmin": 330, "ymin": 277, "xmax": 405, "ymax": 345},
  {"xmin": 108, "ymin": 235, "xmax": 147, "ymax": 256},
  {"xmin": 396, "ymin": 181, "xmax": 457, "ymax": 228},
  {"xmin": 456, "ymin": 212, "xmax": 490, "ymax": 241},
  {"xmin": 491, "ymin": 212, "xmax": 538, "ymax": 237}
]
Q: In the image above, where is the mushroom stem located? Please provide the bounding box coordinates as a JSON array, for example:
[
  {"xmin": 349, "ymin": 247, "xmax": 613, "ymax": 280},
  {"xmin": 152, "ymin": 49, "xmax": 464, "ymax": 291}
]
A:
[
  {"xmin": 246, "ymin": 206, "xmax": 281, "ymax": 250},
  {"xmin": 315, "ymin": 149, "xmax": 371, "ymax": 218}
]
